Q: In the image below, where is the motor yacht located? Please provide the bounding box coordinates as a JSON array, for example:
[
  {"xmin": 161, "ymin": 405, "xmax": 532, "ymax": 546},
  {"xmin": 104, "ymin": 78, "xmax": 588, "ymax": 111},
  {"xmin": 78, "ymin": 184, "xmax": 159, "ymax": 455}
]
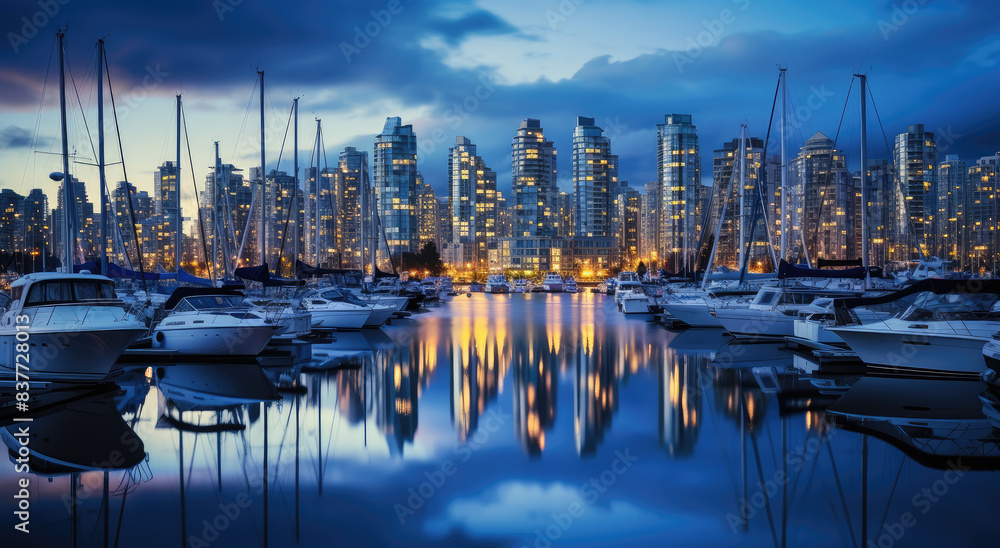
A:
[
  {"xmin": 303, "ymin": 288, "xmax": 395, "ymax": 328},
  {"xmin": 829, "ymin": 279, "xmax": 1000, "ymax": 375},
  {"xmin": 614, "ymin": 272, "xmax": 651, "ymax": 314},
  {"xmin": 563, "ymin": 277, "xmax": 578, "ymax": 293},
  {"xmin": 152, "ymin": 289, "xmax": 280, "ymax": 355},
  {"xmin": 1, "ymin": 272, "xmax": 147, "ymax": 382},
  {"xmin": 485, "ymin": 274, "xmax": 510, "ymax": 294},
  {"xmin": 541, "ymin": 272, "xmax": 564, "ymax": 293}
]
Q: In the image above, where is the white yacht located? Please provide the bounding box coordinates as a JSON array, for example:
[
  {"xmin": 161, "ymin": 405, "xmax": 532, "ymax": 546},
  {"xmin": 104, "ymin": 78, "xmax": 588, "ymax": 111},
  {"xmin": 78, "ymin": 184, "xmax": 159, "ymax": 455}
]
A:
[
  {"xmin": 485, "ymin": 274, "xmax": 510, "ymax": 294},
  {"xmin": 244, "ymin": 297, "xmax": 312, "ymax": 340},
  {"xmin": 615, "ymin": 272, "xmax": 652, "ymax": 314},
  {"xmin": 303, "ymin": 288, "xmax": 395, "ymax": 329},
  {"xmin": 513, "ymin": 279, "xmax": 528, "ymax": 293},
  {"xmin": 563, "ymin": 277, "xmax": 578, "ymax": 293},
  {"xmin": 0, "ymin": 273, "xmax": 148, "ymax": 382},
  {"xmin": 828, "ymin": 279, "xmax": 1000, "ymax": 375},
  {"xmin": 152, "ymin": 290, "xmax": 280, "ymax": 355},
  {"xmin": 713, "ymin": 284, "xmax": 863, "ymax": 338},
  {"xmin": 541, "ymin": 272, "xmax": 564, "ymax": 293}
]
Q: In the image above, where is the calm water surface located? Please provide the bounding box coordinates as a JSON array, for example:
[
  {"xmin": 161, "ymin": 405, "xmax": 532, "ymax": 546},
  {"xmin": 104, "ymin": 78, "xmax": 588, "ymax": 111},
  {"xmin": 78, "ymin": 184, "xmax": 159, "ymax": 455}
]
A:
[{"xmin": 2, "ymin": 292, "xmax": 999, "ymax": 547}]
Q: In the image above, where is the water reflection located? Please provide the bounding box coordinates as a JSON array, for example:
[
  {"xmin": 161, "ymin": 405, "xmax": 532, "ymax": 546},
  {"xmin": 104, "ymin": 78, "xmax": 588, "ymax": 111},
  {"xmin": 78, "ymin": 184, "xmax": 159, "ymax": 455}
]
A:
[{"xmin": 3, "ymin": 294, "xmax": 1000, "ymax": 547}]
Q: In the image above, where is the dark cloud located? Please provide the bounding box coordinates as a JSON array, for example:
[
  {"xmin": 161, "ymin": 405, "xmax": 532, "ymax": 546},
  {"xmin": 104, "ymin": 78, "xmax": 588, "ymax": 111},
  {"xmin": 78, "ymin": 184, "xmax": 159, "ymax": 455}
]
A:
[
  {"xmin": 1, "ymin": 0, "xmax": 998, "ymax": 197},
  {"xmin": 0, "ymin": 125, "xmax": 50, "ymax": 149}
]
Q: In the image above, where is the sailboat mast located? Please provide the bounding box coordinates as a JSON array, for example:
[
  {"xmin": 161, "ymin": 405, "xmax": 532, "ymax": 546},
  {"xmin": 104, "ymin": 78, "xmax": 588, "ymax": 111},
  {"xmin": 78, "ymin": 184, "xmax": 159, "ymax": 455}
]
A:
[
  {"xmin": 98, "ymin": 39, "xmax": 108, "ymax": 276},
  {"xmin": 779, "ymin": 68, "xmax": 787, "ymax": 263},
  {"xmin": 314, "ymin": 119, "xmax": 321, "ymax": 266},
  {"xmin": 57, "ymin": 29, "xmax": 74, "ymax": 273},
  {"xmin": 858, "ymin": 73, "xmax": 869, "ymax": 270},
  {"xmin": 259, "ymin": 70, "xmax": 267, "ymax": 268},
  {"xmin": 213, "ymin": 141, "xmax": 221, "ymax": 279},
  {"xmin": 176, "ymin": 94, "xmax": 182, "ymax": 272},
  {"xmin": 293, "ymin": 97, "xmax": 299, "ymax": 271},
  {"xmin": 738, "ymin": 125, "xmax": 747, "ymax": 270}
]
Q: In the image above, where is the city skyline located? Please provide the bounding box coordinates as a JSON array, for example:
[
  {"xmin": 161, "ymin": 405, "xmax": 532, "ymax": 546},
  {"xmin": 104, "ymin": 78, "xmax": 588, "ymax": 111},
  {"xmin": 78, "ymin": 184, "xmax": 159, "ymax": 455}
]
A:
[{"xmin": 1, "ymin": 0, "xmax": 998, "ymax": 212}]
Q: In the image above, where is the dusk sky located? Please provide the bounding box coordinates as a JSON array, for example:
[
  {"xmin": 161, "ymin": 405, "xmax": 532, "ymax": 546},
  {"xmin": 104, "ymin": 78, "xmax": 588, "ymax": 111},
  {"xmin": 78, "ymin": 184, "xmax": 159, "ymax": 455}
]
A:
[{"xmin": 2, "ymin": 0, "xmax": 999, "ymax": 216}]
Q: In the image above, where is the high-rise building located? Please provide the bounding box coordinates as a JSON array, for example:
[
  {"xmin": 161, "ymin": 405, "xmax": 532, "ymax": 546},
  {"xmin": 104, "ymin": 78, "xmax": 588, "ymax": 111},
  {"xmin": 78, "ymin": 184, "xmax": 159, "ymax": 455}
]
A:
[
  {"xmin": 707, "ymin": 136, "xmax": 780, "ymax": 269},
  {"xmin": 938, "ymin": 155, "xmax": 967, "ymax": 265},
  {"xmin": 966, "ymin": 153, "xmax": 1000, "ymax": 272},
  {"xmin": 374, "ymin": 116, "xmax": 419, "ymax": 258},
  {"xmin": 416, "ymin": 174, "xmax": 439, "ymax": 251},
  {"xmin": 0, "ymin": 189, "xmax": 25, "ymax": 255},
  {"xmin": 865, "ymin": 159, "xmax": 897, "ymax": 267},
  {"xmin": 266, "ymin": 170, "xmax": 298, "ymax": 272},
  {"xmin": 787, "ymin": 132, "xmax": 861, "ymax": 263},
  {"xmin": 572, "ymin": 116, "xmax": 620, "ymax": 239},
  {"xmin": 113, "ymin": 181, "xmax": 156, "ymax": 269},
  {"xmin": 447, "ymin": 137, "xmax": 498, "ymax": 269},
  {"xmin": 618, "ymin": 185, "xmax": 641, "ymax": 270},
  {"xmin": 335, "ymin": 147, "xmax": 369, "ymax": 270},
  {"xmin": 22, "ymin": 189, "xmax": 49, "ymax": 258},
  {"xmin": 511, "ymin": 119, "xmax": 558, "ymax": 238},
  {"xmin": 200, "ymin": 162, "xmax": 247, "ymax": 275},
  {"xmin": 51, "ymin": 176, "xmax": 95, "ymax": 267},
  {"xmin": 641, "ymin": 182, "xmax": 658, "ymax": 266},
  {"xmin": 303, "ymin": 166, "xmax": 337, "ymax": 267},
  {"xmin": 656, "ymin": 114, "xmax": 702, "ymax": 273},
  {"xmin": 153, "ymin": 160, "xmax": 181, "ymax": 270},
  {"xmin": 893, "ymin": 124, "xmax": 938, "ymax": 258}
]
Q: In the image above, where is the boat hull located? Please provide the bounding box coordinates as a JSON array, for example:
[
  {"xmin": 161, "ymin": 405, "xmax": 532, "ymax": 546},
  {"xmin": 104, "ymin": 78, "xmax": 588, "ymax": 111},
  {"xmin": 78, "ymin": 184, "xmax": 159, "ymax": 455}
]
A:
[
  {"xmin": 829, "ymin": 327, "xmax": 989, "ymax": 374},
  {"xmin": 152, "ymin": 324, "xmax": 278, "ymax": 356},
  {"xmin": 620, "ymin": 298, "xmax": 651, "ymax": 314},
  {"xmin": 714, "ymin": 309, "xmax": 797, "ymax": 338},
  {"xmin": 309, "ymin": 308, "xmax": 370, "ymax": 330},
  {"xmin": 363, "ymin": 306, "xmax": 395, "ymax": 328},
  {"xmin": 1, "ymin": 327, "xmax": 146, "ymax": 382},
  {"xmin": 662, "ymin": 302, "xmax": 723, "ymax": 327}
]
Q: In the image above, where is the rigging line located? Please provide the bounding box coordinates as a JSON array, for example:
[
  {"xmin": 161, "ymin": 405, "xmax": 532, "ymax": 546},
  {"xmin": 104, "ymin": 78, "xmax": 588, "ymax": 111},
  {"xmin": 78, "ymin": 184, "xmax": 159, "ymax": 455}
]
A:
[
  {"xmin": 19, "ymin": 33, "xmax": 57, "ymax": 194},
  {"xmin": 229, "ymin": 74, "xmax": 259, "ymax": 167},
  {"xmin": 272, "ymin": 102, "xmax": 294, "ymax": 174},
  {"xmin": 181, "ymin": 105, "xmax": 214, "ymax": 280},
  {"xmin": 876, "ymin": 457, "xmax": 906, "ymax": 538},
  {"xmin": 810, "ymin": 76, "xmax": 855, "ymax": 258},
  {"xmin": 67, "ymin": 42, "xmax": 100, "ymax": 170},
  {"xmin": 104, "ymin": 50, "xmax": 149, "ymax": 293},
  {"xmin": 824, "ymin": 437, "xmax": 859, "ymax": 548},
  {"xmin": 743, "ymin": 390, "xmax": 780, "ymax": 548},
  {"xmin": 865, "ymin": 80, "xmax": 894, "ymax": 159}
]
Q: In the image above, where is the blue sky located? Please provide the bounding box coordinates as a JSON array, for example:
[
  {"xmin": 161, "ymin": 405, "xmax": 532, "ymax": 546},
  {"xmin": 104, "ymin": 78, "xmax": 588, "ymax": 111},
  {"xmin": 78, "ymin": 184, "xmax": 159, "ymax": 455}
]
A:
[{"xmin": 1, "ymin": 0, "xmax": 998, "ymax": 214}]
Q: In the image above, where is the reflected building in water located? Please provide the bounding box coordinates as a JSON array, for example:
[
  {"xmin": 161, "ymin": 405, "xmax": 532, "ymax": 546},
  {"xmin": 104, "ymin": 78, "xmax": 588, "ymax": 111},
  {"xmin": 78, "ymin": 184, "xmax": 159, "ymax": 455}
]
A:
[
  {"xmin": 512, "ymin": 327, "xmax": 558, "ymax": 456},
  {"xmin": 450, "ymin": 316, "xmax": 508, "ymax": 441},
  {"xmin": 658, "ymin": 352, "xmax": 704, "ymax": 456},
  {"xmin": 573, "ymin": 322, "xmax": 619, "ymax": 456}
]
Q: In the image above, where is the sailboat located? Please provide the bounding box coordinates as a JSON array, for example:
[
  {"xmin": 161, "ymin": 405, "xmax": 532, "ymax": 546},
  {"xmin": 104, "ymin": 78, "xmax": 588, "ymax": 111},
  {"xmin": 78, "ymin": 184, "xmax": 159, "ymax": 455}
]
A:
[{"xmin": 1, "ymin": 32, "xmax": 147, "ymax": 382}]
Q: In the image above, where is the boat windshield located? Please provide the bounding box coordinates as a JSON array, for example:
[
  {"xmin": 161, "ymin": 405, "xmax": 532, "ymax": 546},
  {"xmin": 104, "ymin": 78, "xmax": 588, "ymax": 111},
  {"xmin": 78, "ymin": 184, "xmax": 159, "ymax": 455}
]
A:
[
  {"xmin": 23, "ymin": 280, "xmax": 117, "ymax": 305},
  {"xmin": 176, "ymin": 295, "xmax": 244, "ymax": 311},
  {"xmin": 899, "ymin": 292, "xmax": 1000, "ymax": 321}
]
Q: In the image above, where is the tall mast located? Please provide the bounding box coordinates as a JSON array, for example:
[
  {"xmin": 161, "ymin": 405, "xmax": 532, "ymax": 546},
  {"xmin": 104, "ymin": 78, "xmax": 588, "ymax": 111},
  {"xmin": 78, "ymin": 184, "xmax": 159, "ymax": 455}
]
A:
[
  {"xmin": 57, "ymin": 29, "xmax": 74, "ymax": 273},
  {"xmin": 314, "ymin": 119, "xmax": 321, "ymax": 266},
  {"xmin": 98, "ymin": 39, "xmax": 108, "ymax": 276},
  {"xmin": 213, "ymin": 141, "xmax": 220, "ymax": 278},
  {"xmin": 293, "ymin": 97, "xmax": 299, "ymax": 270},
  {"xmin": 779, "ymin": 67, "xmax": 787, "ymax": 263},
  {"xmin": 258, "ymin": 69, "xmax": 266, "ymax": 267},
  {"xmin": 175, "ymin": 94, "xmax": 182, "ymax": 272},
  {"xmin": 857, "ymin": 72, "xmax": 869, "ymax": 270},
  {"xmin": 738, "ymin": 125, "xmax": 747, "ymax": 270}
]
